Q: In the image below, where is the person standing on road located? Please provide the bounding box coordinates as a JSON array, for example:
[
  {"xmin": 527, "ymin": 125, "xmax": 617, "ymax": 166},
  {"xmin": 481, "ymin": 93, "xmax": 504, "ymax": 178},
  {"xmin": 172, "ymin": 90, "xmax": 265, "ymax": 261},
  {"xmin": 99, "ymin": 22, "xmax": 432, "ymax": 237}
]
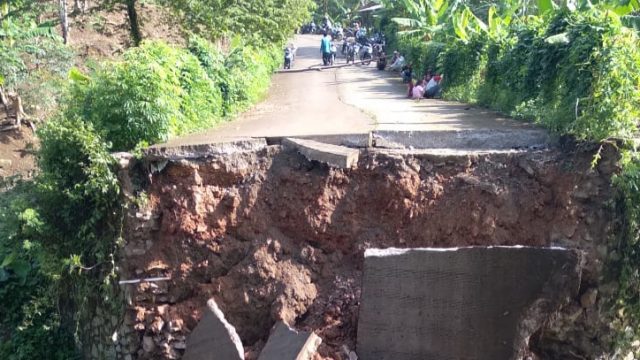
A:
[{"xmin": 320, "ymin": 31, "xmax": 332, "ymax": 66}]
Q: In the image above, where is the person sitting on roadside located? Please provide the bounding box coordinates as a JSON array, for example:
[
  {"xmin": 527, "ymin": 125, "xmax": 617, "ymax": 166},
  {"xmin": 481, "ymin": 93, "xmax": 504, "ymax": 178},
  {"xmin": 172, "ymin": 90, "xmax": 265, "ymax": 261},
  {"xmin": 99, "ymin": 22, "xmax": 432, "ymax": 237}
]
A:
[
  {"xmin": 389, "ymin": 51, "xmax": 399, "ymax": 65},
  {"xmin": 424, "ymin": 74, "xmax": 443, "ymax": 98},
  {"xmin": 388, "ymin": 52, "xmax": 405, "ymax": 71},
  {"xmin": 401, "ymin": 64, "xmax": 413, "ymax": 83},
  {"xmin": 406, "ymin": 78, "xmax": 415, "ymax": 99},
  {"xmin": 412, "ymin": 79, "xmax": 425, "ymax": 100}
]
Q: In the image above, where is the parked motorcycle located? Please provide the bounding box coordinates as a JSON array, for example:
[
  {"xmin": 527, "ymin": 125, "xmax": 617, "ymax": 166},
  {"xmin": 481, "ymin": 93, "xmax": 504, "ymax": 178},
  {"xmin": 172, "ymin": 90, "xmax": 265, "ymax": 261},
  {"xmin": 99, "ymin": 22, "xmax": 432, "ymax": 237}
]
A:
[
  {"xmin": 360, "ymin": 43, "xmax": 373, "ymax": 65},
  {"xmin": 346, "ymin": 43, "xmax": 357, "ymax": 64},
  {"xmin": 332, "ymin": 27, "xmax": 344, "ymax": 41}
]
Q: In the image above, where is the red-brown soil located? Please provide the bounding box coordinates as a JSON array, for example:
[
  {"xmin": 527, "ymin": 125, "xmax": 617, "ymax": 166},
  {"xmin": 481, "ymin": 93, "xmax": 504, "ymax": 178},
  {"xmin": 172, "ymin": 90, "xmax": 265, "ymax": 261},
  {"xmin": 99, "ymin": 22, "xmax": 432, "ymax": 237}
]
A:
[
  {"xmin": 121, "ymin": 141, "xmax": 618, "ymax": 359},
  {"xmin": 0, "ymin": 126, "xmax": 36, "ymax": 179}
]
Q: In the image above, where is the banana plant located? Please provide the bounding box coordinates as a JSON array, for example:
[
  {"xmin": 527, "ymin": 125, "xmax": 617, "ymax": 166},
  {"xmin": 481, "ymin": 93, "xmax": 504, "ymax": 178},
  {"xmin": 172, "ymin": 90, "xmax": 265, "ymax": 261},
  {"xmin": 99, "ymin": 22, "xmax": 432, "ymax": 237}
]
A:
[{"xmin": 382, "ymin": 0, "xmax": 462, "ymax": 39}]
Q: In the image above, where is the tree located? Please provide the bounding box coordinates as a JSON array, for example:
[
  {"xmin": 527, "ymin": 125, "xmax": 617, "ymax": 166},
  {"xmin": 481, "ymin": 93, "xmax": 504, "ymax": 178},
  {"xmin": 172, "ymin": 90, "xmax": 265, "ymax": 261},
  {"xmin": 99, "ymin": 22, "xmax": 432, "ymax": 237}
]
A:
[
  {"xmin": 58, "ymin": 0, "xmax": 68, "ymax": 44},
  {"xmin": 160, "ymin": 0, "xmax": 316, "ymax": 44},
  {"xmin": 125, "ymin": 0, "xmax": 141, "ymax": 45}
]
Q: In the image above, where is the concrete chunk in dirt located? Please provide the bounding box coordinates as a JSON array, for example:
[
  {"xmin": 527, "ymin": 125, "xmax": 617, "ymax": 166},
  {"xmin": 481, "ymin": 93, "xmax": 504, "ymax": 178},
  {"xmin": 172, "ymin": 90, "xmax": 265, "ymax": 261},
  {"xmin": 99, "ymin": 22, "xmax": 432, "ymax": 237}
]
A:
[
  {"xmin": 183, "ymin": 298, "xmax": 244, "ymax": 360},
  {"xmin": 258, "ymin": 321, "xmax": 322, "ymax": 360},
  {"xmin": 356, "ymin": 246, "xmax": 582, "ymax": 360},
  {"xmin": 283, "ymin": 138, "xmax": 359, "ymax": 168}
]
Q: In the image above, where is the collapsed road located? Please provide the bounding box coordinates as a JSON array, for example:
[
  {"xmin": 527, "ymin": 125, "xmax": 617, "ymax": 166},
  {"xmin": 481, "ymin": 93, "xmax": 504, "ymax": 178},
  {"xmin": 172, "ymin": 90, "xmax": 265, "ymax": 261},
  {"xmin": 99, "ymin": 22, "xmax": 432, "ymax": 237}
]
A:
[{"xmin": 81, "ymin": 35, "xmax": 622, "ymax": 360}]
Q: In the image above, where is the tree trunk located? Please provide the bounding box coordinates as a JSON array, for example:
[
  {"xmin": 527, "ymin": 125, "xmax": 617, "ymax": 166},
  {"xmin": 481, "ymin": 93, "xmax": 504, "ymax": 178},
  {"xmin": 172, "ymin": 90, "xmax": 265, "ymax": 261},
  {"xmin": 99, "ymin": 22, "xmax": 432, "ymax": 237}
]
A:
[
  {"xmin": 59, "ymin": 0, "xmax": 69, "ymax": 44},
  {"xmin": 126, "ymin": 0, "xmax": 142, "ymax": 46},
  {"xmin": 0, "ymin": 87, "xmax": 8, "ymax": 113},
  {"xmin": 14, "ymin": 94, "xmax": 27, "ymax": 125}
]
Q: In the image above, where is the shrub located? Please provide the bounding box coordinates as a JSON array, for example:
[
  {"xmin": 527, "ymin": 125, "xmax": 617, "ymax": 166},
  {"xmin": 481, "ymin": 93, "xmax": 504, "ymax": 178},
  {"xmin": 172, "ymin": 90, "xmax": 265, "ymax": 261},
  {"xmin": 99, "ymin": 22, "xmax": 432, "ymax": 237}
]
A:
[
  {"xmin": 66, "ymin": 41, "xmax": 224, "ymax": 150},
  {"xmin": 392, "ymin": 9, "xmax": 640, "ymax": 141},
  {"xmin": 224, "ymin": 42, "xmax": 279, "ymax": 110},
  {"xmin": 0, "ymin": 117, "xmax": 122, "ymax": 358}
]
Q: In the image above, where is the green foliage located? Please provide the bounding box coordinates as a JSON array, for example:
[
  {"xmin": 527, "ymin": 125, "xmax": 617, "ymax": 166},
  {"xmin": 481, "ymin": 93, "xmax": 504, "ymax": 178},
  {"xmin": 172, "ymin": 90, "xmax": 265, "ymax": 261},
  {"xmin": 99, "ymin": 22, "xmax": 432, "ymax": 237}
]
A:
[
  {"xmin": 0, "ymin": 117, "xmax": 122, "ymax": 358},
  {"xmin": 224, "ymin": 42, "xmax": 280, "ymax": 110},
  {"xmin": 611, "ymin": 151, "xmax": 640, "ymax": 352},
  {"xmin": 392, "ymin": 8, "xmax": 640, "ymax": 141},
  {"xmin": 0, "ymin": 14, "xmax": 73, "ymax": 89},
  {"xmin": 160, "ymin": 0, "xmax": 315, "ymax": 45},
  {"xmin": 66, "ymin": 41, "xmax": 224, "ymax": 150}
]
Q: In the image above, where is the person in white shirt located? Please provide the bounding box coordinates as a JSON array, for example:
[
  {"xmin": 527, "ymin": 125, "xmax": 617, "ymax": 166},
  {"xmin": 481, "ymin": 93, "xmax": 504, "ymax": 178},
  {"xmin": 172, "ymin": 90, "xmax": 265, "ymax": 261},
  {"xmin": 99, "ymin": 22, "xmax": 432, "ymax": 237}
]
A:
[
  {"xmin": 424, "ymin": 74, "xmax": 443, "ymax": 98},
  {"xmin": 388, "ymin": 54, "xmax": 405, "ymax": 71}
]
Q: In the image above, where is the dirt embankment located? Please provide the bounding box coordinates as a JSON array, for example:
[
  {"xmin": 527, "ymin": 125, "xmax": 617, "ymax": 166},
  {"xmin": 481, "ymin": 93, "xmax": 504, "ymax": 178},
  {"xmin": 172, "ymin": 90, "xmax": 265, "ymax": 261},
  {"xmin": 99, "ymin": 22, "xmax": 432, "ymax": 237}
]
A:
[{"xmin": 118, "ymin": 142, "xmax": 618, "ymax": 360}]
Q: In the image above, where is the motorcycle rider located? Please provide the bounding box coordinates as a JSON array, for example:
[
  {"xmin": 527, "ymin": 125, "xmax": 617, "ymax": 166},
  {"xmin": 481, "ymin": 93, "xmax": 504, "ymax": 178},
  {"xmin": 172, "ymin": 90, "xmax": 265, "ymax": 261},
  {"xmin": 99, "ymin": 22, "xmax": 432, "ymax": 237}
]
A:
[
  {"xmin": 322, "ymin": 15, "xmax": 332, "ymax": 34},
  {"xmin": 320, "ymin": 31, "xmax": 332, "ymax": 66}
]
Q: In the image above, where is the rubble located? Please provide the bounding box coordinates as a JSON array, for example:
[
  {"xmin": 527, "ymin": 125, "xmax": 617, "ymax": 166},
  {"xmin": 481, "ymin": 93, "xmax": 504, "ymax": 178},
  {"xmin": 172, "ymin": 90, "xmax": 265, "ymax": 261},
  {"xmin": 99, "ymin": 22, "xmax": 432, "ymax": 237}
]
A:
[{"xmin": 258, "ymin": 321, "xmax": 322, "ymax": 360}]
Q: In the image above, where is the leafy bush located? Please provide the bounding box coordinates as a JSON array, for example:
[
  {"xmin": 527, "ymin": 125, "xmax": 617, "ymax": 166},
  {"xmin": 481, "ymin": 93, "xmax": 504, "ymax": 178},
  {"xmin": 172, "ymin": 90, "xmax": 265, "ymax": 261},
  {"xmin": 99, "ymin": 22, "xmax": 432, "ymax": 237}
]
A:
[
  {"xmin": 0, "ymin": 117, "xmax": 122, "ymax": 359},
  {"xmin": 224, "ymin": 42, "xmax": 279, "ymax": 109},
  {"xmin": 160, "ymin": 0, "xmax": 315, "ymax": 45},
  {"xmin": 66, "ymin": 41, "xmax": 224, "ymax": 150},
  {"xmin": 393, "ymin": 9, "xmax": 640, "ymax": 141}
]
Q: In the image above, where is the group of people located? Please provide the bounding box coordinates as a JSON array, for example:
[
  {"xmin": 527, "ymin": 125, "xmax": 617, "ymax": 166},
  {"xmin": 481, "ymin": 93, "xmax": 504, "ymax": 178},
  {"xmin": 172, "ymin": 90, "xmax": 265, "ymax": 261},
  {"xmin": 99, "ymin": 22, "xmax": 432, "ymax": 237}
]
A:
[
  {"xmin": 290, "ymin": 33, "xmax": 444, "ymax": 100},
  {"xmin": 409, "ymin": 72, "xmax": 443, "ymax": 100},
  {"xmin": 385, "ymin": 51, "xmax": 443, "ymax": 100}
]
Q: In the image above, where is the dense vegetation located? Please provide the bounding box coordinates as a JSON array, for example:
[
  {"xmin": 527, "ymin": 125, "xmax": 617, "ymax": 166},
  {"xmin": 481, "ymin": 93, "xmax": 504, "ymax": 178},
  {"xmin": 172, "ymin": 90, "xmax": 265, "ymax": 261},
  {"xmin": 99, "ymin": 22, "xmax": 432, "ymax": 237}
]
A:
[
  {"xmin": 379, "ymin": 0, "xmax": 640, "ymax": 356},
  {"xmin": 0, "ymin": 0, "xmax": 312, "ymax": 357},
  {"xmin": 3, "ymin": 0, "xmax": 640, "ymax": 357}
]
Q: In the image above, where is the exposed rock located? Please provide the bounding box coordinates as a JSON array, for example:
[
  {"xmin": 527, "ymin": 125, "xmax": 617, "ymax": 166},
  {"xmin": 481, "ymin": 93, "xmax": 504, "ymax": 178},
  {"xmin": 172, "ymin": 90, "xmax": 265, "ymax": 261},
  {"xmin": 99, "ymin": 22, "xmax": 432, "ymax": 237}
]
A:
[
  {"xmin": 182, "ymin": 299, "xmax": 244, "ymax": 360},
  {"xmin": 258, "ymin": 321, "xmax": 322, "ymax": 360},
  {"xmin": 142, "ymin": 336, "xmax": 155, "ymax": 353}
]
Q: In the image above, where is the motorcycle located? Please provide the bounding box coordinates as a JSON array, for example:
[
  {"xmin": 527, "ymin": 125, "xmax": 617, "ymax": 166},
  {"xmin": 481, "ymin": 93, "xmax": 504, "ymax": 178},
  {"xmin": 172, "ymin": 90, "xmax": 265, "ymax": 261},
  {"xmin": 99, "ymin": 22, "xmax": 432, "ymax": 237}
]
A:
[
  {"xmin": 346, "ymin": 43, "xmax": 358, "ymax": 64},
  {"xmin": 373, "ymin": 42, "xmax": 385, "ymax": 58},
  {"xmin": 332, "ymin": 27, "xmax": 344, "ymax": 41},
  {"xmin": 360, "ymin": 43, "xmax": 373, "ymax": 65}
]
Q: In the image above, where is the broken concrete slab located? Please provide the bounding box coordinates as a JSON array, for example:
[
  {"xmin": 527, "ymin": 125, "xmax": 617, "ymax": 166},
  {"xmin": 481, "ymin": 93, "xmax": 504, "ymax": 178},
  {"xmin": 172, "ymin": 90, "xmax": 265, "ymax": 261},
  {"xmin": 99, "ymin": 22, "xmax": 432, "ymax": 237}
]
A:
[
  {"xmin": 373, "ymin": 129, "xmax": 551, "ymax": 150},
  {"xmin": 144, "ymin": 138, "xmax": 267, "ymax": 161},
  {"xmin": 356, "ymin": 246, "xmax": 582, "ymax": 360},
  {"xmin": 183, "ymin": 299, "xmax": 244, "ymax": 360},
  {"xmin": 258, "ymin": 321, "xmax": 322, "ymax": 360},
  {"xmin": 283, "ymin": 138, "xmax": 359, "ymax": 168},
  {"xmin": 266, "ymin": 133, "xmax": 372, "ymax": 148}
]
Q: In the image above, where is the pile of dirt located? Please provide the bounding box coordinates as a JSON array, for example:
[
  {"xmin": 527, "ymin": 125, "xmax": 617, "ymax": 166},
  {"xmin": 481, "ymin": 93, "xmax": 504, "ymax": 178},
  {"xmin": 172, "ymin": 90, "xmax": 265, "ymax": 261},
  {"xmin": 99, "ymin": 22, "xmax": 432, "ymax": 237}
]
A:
[{"xmin": 120, "ymin": 142, "xmax": 618, "ymax": 359}]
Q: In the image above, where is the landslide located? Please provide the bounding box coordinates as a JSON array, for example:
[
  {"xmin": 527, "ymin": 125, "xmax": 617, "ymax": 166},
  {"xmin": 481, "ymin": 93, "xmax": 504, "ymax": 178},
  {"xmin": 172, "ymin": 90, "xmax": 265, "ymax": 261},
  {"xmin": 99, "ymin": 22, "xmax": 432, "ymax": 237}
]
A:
[{"xmin": 124, "ymin": 141, "xmax": 617, "ymax": 359}]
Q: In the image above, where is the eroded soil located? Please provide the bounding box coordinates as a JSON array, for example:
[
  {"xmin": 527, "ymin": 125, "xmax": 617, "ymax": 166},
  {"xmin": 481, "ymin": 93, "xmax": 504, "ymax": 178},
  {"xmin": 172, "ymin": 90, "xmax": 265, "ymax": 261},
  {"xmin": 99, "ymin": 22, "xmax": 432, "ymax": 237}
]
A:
[{"xmin": 121, "ymin": 141, "xmax": 618, "ymax": 359}]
